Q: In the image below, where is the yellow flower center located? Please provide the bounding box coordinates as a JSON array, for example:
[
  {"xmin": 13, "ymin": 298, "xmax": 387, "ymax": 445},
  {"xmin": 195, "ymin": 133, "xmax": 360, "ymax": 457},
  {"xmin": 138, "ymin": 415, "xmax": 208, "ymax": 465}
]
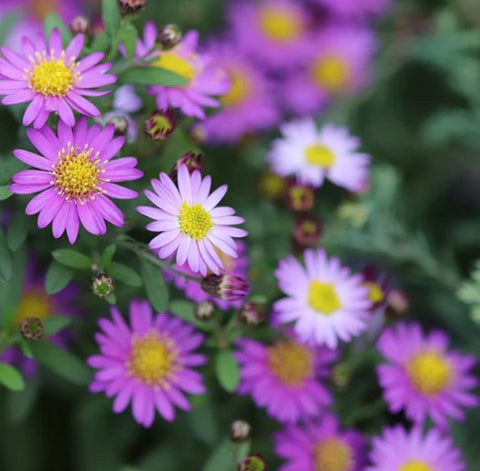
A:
[
  {"xmin": 311, "ymin": 55, "xmax": 350, "ymax": 93},
  {"xmin": 31, "ymin": 0, "xmax": 57, "ymax": 21},
  {"xmin": 52, "ymin": 144, "xmax": 103, "ymax": 202},
  {"xmin": 364, "ymin": 281, "xmax": 385, "ymax": 304},
  {"xmin": 13, "ymin": 290, "xmax": 52, "ymax": 327},
  {"xmin": 259, "ymin": 5, "xmax": 302, "ymax": 42},
  {"xmin": 266, "ymin": 341, "xmax": 314, "ymax": 386},
  {"xmin": 314, "ymin": 438, "xmax": 354, "ymax": 471},
  {"xmin": 178, "ymin": 202, "xmax": 213, "ymax": 240},
  {"xmin": 308, "ymin": 281, "xmax": 342, "ymax": 315},
  {"xmin": 150, "ymin": 114, "xmax": 173, "ymax": 135},
  {"xmin": 154, "ymin": 51, "xmax": 196, "ymax": 82},
  {"xmin": 221, "ymin": 67, "xmax": 251, "ymax": 107},
  {"xmin": 305, "ymin": 144, "xmax": 336, "ymax": 168},
  {"xmin": 28, "ymin": 51, "xmax": 77, "ymax": 97},
  {"xmin": 128, "ymin": 331, "xmax": 177, "ymax": 386},
  {"xmin": 400, "ymin": 460, "xmax": 432, "ymax": 471},
  {"xmin": 406, "ymin": 351, "xmax": 451, "ymax": 396}
]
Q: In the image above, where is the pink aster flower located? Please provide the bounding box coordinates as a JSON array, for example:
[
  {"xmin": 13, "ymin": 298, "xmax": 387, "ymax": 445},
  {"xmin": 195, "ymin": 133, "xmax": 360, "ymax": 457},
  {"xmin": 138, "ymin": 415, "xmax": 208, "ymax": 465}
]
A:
[
  {"xmin": 274, "ymin": 249, "xmax": 371, "ymax": 349},
  {"xmin": 234, "ymin": 332, "xmax": 338, "ymax": 422},
  {"xmin": 367, "ymin": 425, "xmax": 465, "ymax": 471},
  {"xmin": 200, "ymin": 39, "xmax": 279, "ymax": 143},
  {"xmin": 0, "ymin": 28, "xmax": 116, "ymax": 128},
  {"xmin": 88, "ymin": 300, "xmax": 206, "ymax": 428},
  {"xmin": 268, "ymin": 119, "xmax": 371, "ymax": 192},
  {"xmin": 137, "ymin": 164, "xmax": 247, "ymax": 276},
  {"xmin": 314, "ymin": 0, "xmax": 392, "ymax": 20},
  {"xmin": 275, "ymin": 414, "xmax": 367, "ymax": 471},
  {"xmin": 283, "ymin": 27, "xmax": 376, "ymax": 116},
  {"xmin": 228, "ymin": 0, "xmax": 311, "ymax": 69},
  {"xmin": 376, "ymin": 322, "xmax": 478, "ymax": 429},
  {"xmin": 10, "ymin": 118, "xmax": 143, "ymax": 243},
  {"xmin": 132, "ymin": 22, "xmax": 230, "ymax": 119}
]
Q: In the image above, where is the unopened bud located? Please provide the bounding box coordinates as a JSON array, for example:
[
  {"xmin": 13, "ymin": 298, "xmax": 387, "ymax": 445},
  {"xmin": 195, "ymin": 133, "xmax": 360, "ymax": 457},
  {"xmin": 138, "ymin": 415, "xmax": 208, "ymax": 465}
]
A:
[
  {"xmin": 20, "ymin": 317, "xmax": 44, "ymax": 341},
  {"xmin": 108, "ymin": 115, "xmax": 129, "ymax": 137},
  {"xmin": 385, "ymin": 288, "xmax": 409, "ymax": 318},
  {"xmin": 70, "ymin": 16, "xmax": 90, "ymax": 36},
  {"xmin": 230, "ymin": 420, "xmax": 251, "ymax": 443},
  {"xmin": 285, "ymin": 181, "xmax": 315, "ymax": 212},
  {"xmin": 239, "ymin": 301, "xmax": 265, "ymax": 326},
  {"xmin": 292, "ymin": 215, "xmax": 322, "ymax": 249},
  {"xmin": 92, "ymin": 273, "xmax": 115, "ymax": 298},
  {"xmin": 201, "ymin": 274, "xmax": 249, "ymax": 302},
  {"xmin": 119, "ymin": 0, "xmax": 147, "ymax": 15},
  {"xmin": 145, "ymin": 109, "xmax": 176, "ymax": 141},
  {"xmin": 238, "ymin": 454, "xmax": 266, "ymax": 471},
  {"xmin": 157, "ymin": 24, "xmax": 183, "ymax": 50},
  {"xmin": 170, "ymin": 152, "xmax": 204, "ymax": 183},
  {"xmin": 194, "ymin": 301, "xmax": 215, "ymax": 321}
]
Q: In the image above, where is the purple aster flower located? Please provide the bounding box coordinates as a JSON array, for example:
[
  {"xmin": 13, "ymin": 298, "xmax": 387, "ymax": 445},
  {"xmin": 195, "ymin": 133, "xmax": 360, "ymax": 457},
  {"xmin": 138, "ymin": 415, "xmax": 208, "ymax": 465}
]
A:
[
  {"xmin": 112, "ymin": 84, "xmax": 143, "ymax": 114},
  {"xmin": 367, "ymin": 425, "xmax": 465, "ymax": 471},
  {"xmin": 314, "ymin": 0, "xmax": 392, "ymax": 20},
  {"xmin": 268, "ymin": 119, "xmax": 371, "ymax": 192},
  {"xmin": 274, "ymin": 248, "xmax": 372, "ymax": 349},
  {"xmin": 228, "ymin": 0, "xmax": 311, "ymax": 70},
  {"xmin": 87, "ymin": 299, "xmax": 207, "ymax": 428},
  {"xmin": 137, "ymin": 164, "xmax": 248, "ymax": 276},
  {"xmin": 234, "ymin": 332, "xmax": 338, "ymax": 422},
  {"xmin": 10, "ymin": 118, "xmax": 143, "ymax": 243},
  {"xmin": 376, "ymin": 322, "xmax": 478, "ymax": 429},
  {"xmin": 132, "ymin": 22, "xmax": 230, "ymax": 119},
  {"xmin": 0, "ymin": 28, "xmax": 116, "ymax": 128},
  {"xmin": 274, "ymin": 414, "xmax": 367, "ymax": 471},
  {"xmin": 283, "ymin": 27, "xmax": 376, "ymax": 115},
  {"xmin": 200, "ymin": 39, "xmax": 279, "ymax": 143}
]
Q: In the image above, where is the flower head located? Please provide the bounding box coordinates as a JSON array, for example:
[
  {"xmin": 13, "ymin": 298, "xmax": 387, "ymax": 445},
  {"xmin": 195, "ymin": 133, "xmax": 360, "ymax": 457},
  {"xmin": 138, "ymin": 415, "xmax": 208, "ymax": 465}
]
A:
[
  {"xmin": 0, "ymin": 28, "xmax": 115, "ymax": 128},
  {"xmin": 10, "ymin": 118, "xmax": 143, "ymax": 243},
  {"xmin": 314, "ymin": 0, "xmax": 392, "ymax": 20},
  {"xmin": 88, "ymin": 300, "xmax": 207, "ymax": 427},
  {"xmin": 138, "ymin": 165, "xmax": 247, "ymax": 276},
  {"xmin": 273, "ymin": 249, "xmax": 371, "ymax": 349},
  {"xmin": 376, "ymin": 322, "xmax": 478, "ymax": 429},
  {"xmin": 235, "ymin": 333, "xmax": 338, "ymax": 422},
  {"xmin": 275, "ymin": 414, "xmax": 367, "ymax": 471},
  {"xmin": 269, "ymin": 119, "xmax": 370, "ymax": 192},
  {"xmin": 367, "ymin": 425, "xmax": 465, "ymax": 471}
]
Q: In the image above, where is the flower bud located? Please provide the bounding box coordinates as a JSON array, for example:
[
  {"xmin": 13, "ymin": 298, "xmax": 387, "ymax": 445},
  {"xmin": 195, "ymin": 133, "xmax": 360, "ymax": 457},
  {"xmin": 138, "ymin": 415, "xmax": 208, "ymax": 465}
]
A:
[
  {"xmin": 238, "ymin": 454, "xmax": 266, "ymax": 471},
  {"xmin": 119, "ymin": 0, "xmax": 147, "ymax": 15},
  {"xmin": 292, "ymin": 215, "xmax": 322, "ymax": 249},
  {"xmin": 194, "ymin": 301, "xmax": 215, "ymax": 321},
  {"xmin": 285, "ymin": 181, "xmax": 314, "ymax": 212},
  {"xmin": 107, "ymin": 115, "xmax": 129, "ymax": 137},
  {"xmin": 92, "ymin": 273, "xmax": 115, "ymax": 298},
  {"xmin": 189, "ymin": 123, "xmax": 207, "ymax": 145},
  {"xmin": 157, "ymin": 24, "xmax": 183, "ymax": 50},
  {"xmin": 20, "ymin": 317, "xmax": 44, "ymax": 341},
  {"xmin": 170, "ymin": 152, "xmax": 204, "ymax": 183},
  {"xmin": 385, "ymin": 288, "xmax": 409, "ymax": 318},
  {"xmin": 145, "ymin": 109, "xmax": 176, "ymax": 141},
  {"xmin": 230, "ymin": 420, "xmax": 251, "ymax": 443},
  {"xmin": 239, "ymin": 301, "xmax": 265, "ymax": 326},
  {"xmin": 70, "ymin": 16, "xmax": 90, "ymax": 36},
  {"xmin": 201, "ymin": 274, "xmax": 249, "ymax": 302}
]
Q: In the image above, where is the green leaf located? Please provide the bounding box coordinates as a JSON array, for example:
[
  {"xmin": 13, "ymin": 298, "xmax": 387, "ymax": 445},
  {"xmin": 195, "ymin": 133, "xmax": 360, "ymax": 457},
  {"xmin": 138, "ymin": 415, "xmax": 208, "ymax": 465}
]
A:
[
  {"xmin": 89, "ymin": 31, "xmax": 110, "ymax": 53},
  {"xmin": 119, "ymin": 21, "xmax": 138, "ymax": 59},
  {"xmin": 100, "ymin": 244, "xmax": 116, "ymax": 271},
  {"xmin": 102, "ymin": 0, "xmax": 121, "ymax": 38},
  {"xmin": 7, "ymin": 213, "xmax": 27, "ymax": 251},
  {"xmin": 0, "ymin": 185, "xmax": 12, "ymax": 201},
  {"xmin": 105, "ymin": 293, "xmax": 117, "ymax": 305},
  {"xmin": 0, "ymin": 230, "xmax": 13, "ymax": 283},
  {"xmin": 52, "ymin": 249, "xmax": 92, "ymax": 270},
  {"xmin": 30, "ymin": 341, "xmax": 91, "ymax": 385},
  {"xmin": 0, "ymin": 363, "xmax": 25, "ymax": 391},
  {"xmin": 45, "ymin": 261, "xmax": 74, "ymax": 295},
  {"xmin": 5, "ymin": 379, "xmax": 39, "ymax": 423},
  {"xmin": 43, "ymin": 315, "xmax": 72, "ymax": 336},
  {"xmin": 215, "ymin": 350, "xmax": 240, "ymax": 393},
  {"xmin": 169, "ymin": 299, "xmax": 210, "ymax": 330},
  {"xmin": 141, "ymin": 259, "xmax": 169, "ymax": 312},
  {"xmin": 109, "ymin": 262, "xmax": 142, "ymax": 287},
  {"xmin": 202, "ymin": 440, "xmax": 235, "ymax": 471},
  {"xmin": 44, "ymin": 13, "xmax": 72, "ymax": 44},
  {"xmin": 119, "ymin": 67, "xmax": 189, "ymax": 87}
]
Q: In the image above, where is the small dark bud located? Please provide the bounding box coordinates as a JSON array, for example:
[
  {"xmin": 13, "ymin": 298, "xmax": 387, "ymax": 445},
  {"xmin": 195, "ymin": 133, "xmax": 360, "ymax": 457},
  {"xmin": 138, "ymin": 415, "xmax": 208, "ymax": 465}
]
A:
[
  {"xmin": 92, "ymin": 273, "xmax": 115, "ymax": 298},
  {"xmin": 292, "ymin": 214, "xmax": 322, "ymax": 249},
  {"xmin": 70, "ymin": 16, "xmax": 90, "ymax": 36},
  {"xmin": 119, "ymin": 0, "xmax": 147, "ymax": 15},
  {"xmin": 20, "ymin": 317, "xmax": 44, "ymax": 341},
  {"xmin": 194, "ymin": 301, "xmax": 215, "ymax": 321},
  {"xmin": 239, "ymin": 301, "xmax": 265, "ymax": 326},
  {"xmin": 230, "ymin": 420, "xmax": 251, "ymax": 443},
  {"xmin": 238, "ymin": 454, "xmax": 266, "ymax": 471},
  {"xmin": 157, "ymin": 24, "xmax": 183, "ymax": 50},
  {"xmin": 285, "ymin": 181, "xmax": 315, "ymax": 212},
  {"xmin": 201, "ymin": 274, "xmax": 249, "ymax": 302},
  {"xmin": 145, "ymin": 109, "xmax": 176, "ymax": 141},
  {"xmin": 107, "ymin": 115, "xmax": 129, "ymax": 137},
  {"xmin": 170, "ymin": 152, "xmax": 204, "ymax": 183}
]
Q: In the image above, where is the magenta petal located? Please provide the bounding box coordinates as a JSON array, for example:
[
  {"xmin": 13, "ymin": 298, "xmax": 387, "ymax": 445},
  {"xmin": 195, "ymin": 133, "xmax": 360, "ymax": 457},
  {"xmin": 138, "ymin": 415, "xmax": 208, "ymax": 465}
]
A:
[
  {"xmin": 66, "ymin": 204, "xmax": 80, "ymax": 244},
  {"xmin": 95, "ymin": 194, "xmax": 124, "ymax": 227},
  {"xmin": 23, "ymin": 94, "xmax": 45, "ymax": 126},
  {"xmin": 25, "ymin": 187, "xmax": 57, "ymax": 215},
  {"xmin": 57, "ymin": 98, "xmax": 75, "ymax": 126},
  {"xmin": 103, "ymin": 183, "xmax": 138, "ymax": 199}
]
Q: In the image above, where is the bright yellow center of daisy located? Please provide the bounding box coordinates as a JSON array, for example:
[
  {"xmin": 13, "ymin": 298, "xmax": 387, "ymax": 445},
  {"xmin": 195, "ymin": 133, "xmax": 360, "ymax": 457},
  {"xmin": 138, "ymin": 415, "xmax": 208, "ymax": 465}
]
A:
[
  {"xmin": 178, "ymin": 202, "xmax": 213, "ymax": 240},
  {"xmin": 364, "ymin": 281, "xmax": 385, "ymax": 304},
  {"xmin": 400, "ymin": 461, "xmax": 432, "ymax": 471},
  {"xmin": 305, "ymin": 144, "xmax": 336, "ymax": 168},
  {"xmin": 13, "ymin": 290, "xmax": 52, "ymax": 327},
  {"xmin": 221, "ymin": 67, "xmax": 251, "ymax": 107},
  {"xmin": 266, "ymin": 341, "xmax": 313, "ymax": 386},
  {"xmin": 29, "ymin": 51, "xmax": 77, "ymax": 97},
  {"xmin": 154, "ymin": 51, "xmax": 195, "ymax": 82},
  {"xmin": 259, "ymin": 5, "xmax": 302, "ymax": 42},
  {"xmin": 314, "ymin": 438, "xmax": 353, "ymax": 471},
  {"xmin": 129, "ymin": 331, "xmax": 177, "ymax": 386},
  {"xmin": 311, "ymin": 55, "xmax": 350, "ymax": 93},
  {"xmin": 308, "ymin": 281, "xmax": 342, "ymax": 315},
  {"xmin": 53, "ymin": 145, "xmax": 103, "ymax": 202},
  {"xmin": 406, "ymin": 351, "xmax": 451, "ymax": 395}
]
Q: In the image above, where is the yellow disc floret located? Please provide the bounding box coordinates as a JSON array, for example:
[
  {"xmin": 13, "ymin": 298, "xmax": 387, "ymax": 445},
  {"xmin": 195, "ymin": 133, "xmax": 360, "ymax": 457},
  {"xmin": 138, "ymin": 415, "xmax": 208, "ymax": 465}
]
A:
[
  {"xmin": 221, "ymin": 67, "xmax": 251, "ymax": 107},
  {"xmin": 154, "ymin": 51, "xmax": 196, "ymax": 82},
  {"xmin": 14, "ymin": 290, "xmax": 52, "ymax": 327},
  {"xmin": 311, "ymin": 55, "xmax": 350, "ymax": 93},
  {"xmin": 305, "ymin": 144, "xmax": 336, "ymax": 168},
  {"xmin": 314, "ymin": 438, "xmax": 354, "ymax": 471},
  {"xmin": 364, "ymin": 281, "xmax": 385, "ymax": 304},
  {"xmin": 406, "ymin": 351, "xmax": 451, "ymax": 396},
  {"xmin": 400, "ymin": 460, "xmax": 432, "ymax": 471},
  {"xmin": 266, "ymin": 341, "xmax": 314, "ymax": 386},
  {"xmin": 259, "ymin": 5, "xmax": 302, "ymax": 42},
  {"xmin": 308, "ymin": 281, "xmax": 342, "ymax": 315},
  {"xmin": 178, "ymin": 202, "xmax": 213, "ymax": 240}
]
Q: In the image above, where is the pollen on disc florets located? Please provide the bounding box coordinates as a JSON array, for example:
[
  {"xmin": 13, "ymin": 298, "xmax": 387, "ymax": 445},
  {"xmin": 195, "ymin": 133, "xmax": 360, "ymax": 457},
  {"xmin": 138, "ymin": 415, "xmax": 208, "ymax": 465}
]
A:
[{"xmin": 178, "ymin": 202, "xmax": 213, "ymax": 240}]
